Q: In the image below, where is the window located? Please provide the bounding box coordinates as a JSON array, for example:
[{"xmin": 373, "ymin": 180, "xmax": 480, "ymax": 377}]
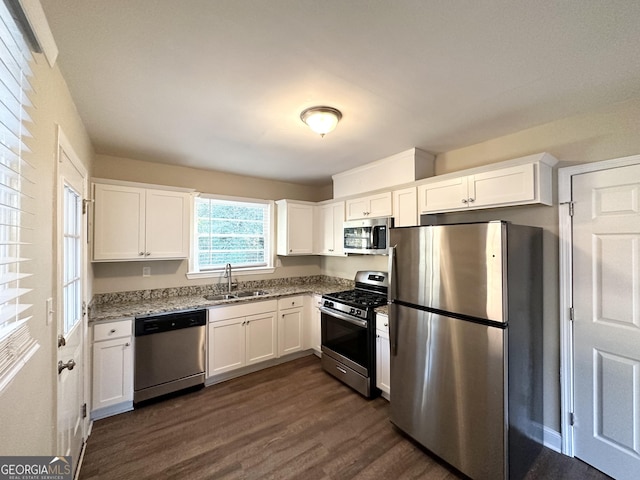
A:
[
  {"xmin": 0, "ymin": 0, "xmax": 37, "ymax": 390},
  {"xmin": 190, "ymin": 195, "xmax": 274, "ymax": 276}
]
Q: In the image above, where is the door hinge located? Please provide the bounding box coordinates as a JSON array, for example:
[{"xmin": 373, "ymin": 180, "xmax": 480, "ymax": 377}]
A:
[
  {"xmin": 569, "ymin": 306, "xmax": 575, "ymax": 321},
  {"xmin": 82, "ymin": 301, "xmax": 87, "ymax": 318},
  {"xmin": 569, "ymin": 412, "xmax": 575, "ymax": 426},
  {"xmin": 561, "ymin": 201, "xmax": 574, "ymax": 216},
  {"xmin": 82, "ymin": 403, "xmax": 87, "ymax": 419},
  {"xmin": 82, "ymin": 198, "xmax": 94, "ymax": 215}
]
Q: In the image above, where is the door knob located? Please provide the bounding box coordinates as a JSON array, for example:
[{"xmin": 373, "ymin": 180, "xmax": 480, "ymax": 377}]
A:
[
  {"xmin": 58, "ymin": 359, "xmax": 76, "ymax": 374},
  {"xmin": 57, "ymin": 334, "xmax": 66, "ymax": 348}
]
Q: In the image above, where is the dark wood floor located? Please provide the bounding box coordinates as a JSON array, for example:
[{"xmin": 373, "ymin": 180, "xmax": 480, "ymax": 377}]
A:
[{"xmin": 80, "ymin": 355, "xmax": 611, "ymax": 480}]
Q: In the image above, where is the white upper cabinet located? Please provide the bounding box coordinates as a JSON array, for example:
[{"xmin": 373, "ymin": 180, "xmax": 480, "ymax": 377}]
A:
[
  {"xmin": 93, "ymin": 183, "xmax": 190, "ymax": 261},
  {"xmin": 345, "ymin": 192, "xmax": 392, "ymax": 220},
  {"xmin": 315, "ymin": 201, "xmax": 345, "ymax": 256},
  {"xmin": 276, "ymin": 200, "xmax": 315, "ymax": 255},
  {"xmin": 417, "ymin": 153, "xmax": 557, "ymax": 214},
  {"xmin": 392, "ymin": 187, "xmax": 418, "ymax": 227}
]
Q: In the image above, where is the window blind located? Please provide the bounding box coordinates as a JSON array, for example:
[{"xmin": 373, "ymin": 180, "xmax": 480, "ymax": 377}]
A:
[{"xmin": 0, "ymin": 0, "xmax": 37, "ymax": 391}]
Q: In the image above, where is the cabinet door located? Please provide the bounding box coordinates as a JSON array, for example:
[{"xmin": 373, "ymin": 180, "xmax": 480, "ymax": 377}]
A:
[
  {"xmin": 245, "ymin": 311, "xmax": 277, "ymax": 365},
  {"xmin": 93, "ymin": 184, "xmax": 145, "ymax": 260},
  {"xmin": 92, "ymin": 337, "xmax": 133, "ymax": 410},
  {"xmin": 317, "ymin": 202, "xmax": 345, "ymax": 255},
  {"xmin": 346, "ymin": 197, "xmax": 369, "ymax": 220},
  {"xmin": 393, "ymin": 187, "xmax": 418, "ymax": 227},
  {"xmin": 145, "ymin": 189, "xmax": 190, "ymax": 259},
  {"xmin": 468, "ymin": 163, "xmax": 535, "ymax": 208},
  {"xmin": 367, "ymin": 192, "xmax": 393, "ymax": 217},
  {"xmin": 286, "ymin": 203, "xmax": 314, "ymax": 255},
  {"xmin": 279, "ymin": 307, "xmax": 304, "ymax": 356},
  {"xmin": 317, "ymin": 204, "xmax": 335, "ymax": 254},
  {"xmin": 208, "ymin": 317, "xmax": 246, "ymax": 375},
  {"xmin": 376, "ymin": 330, "xmax": 391, "ymax": 397},
  {"xmin": 330, "ymin": 202, "xmax": 345, "ymax": 256},
  {"xmin": 418, "ymin": 176, "xmax": 469, "ymax": 213}
]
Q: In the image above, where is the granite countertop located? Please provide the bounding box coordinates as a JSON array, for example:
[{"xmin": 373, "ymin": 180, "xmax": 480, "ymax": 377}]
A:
[{"xmin": 89, "ymin": 276, "xmax": 353, "ymax": 323}]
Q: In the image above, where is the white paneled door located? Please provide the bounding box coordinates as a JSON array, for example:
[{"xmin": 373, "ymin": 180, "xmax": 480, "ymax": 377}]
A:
[
  {"xmin": 56, "ymin": 133, "xmax": 88, "ymax": 474},
  {"xmin": 572, "ymin": 164, "xmax": 640, "ymax": 480}
]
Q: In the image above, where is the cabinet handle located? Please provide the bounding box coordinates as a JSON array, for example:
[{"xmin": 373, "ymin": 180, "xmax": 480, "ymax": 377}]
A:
[
  {"xmin": 246, "ymin": 321, "xmax": 250, "ymax": 325},
  {"xmin": 109, "ymin": 329, "xmax": 116, "ymax": 334},
  {"xmin": 145, "ymin": 252, "xmax": 151, "ymax": 256},
  {"xmin": 125, "ymin": 342, "xmax": 130, "ymax": 347},
  {"xmin": 384, "ymin": 323, "xmax": 388, "ymax": 327},
  {"xmin": 139, "ymin": 252, "xmax": 145, "ymax": 256},
  {"xmin": 461, "ymin": 199, "xmax": 468, "ymax": 204},
  {"xmin": 336, "ymin": 366, "xmax": 347, "ymax": 375},
  {"xmin": 468, "ymin": 198, "xmax": 475, "ymax": 203}
]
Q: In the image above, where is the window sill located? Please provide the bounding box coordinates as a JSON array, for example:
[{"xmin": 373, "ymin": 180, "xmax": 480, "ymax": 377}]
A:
[{"xmin": 186, "ymin": 266, "xmax": 276, "ymax": 280}]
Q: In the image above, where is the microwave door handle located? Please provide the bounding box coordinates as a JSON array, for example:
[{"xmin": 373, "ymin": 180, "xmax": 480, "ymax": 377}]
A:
[{"xmin": 371, "ymin": 226, "xmax": 378, "ymax": 248}]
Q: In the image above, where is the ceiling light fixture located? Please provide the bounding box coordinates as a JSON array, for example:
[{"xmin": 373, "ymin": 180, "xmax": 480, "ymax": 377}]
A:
[{"xmin": 300, "ymin": 106, "xmax": 342, "ymax": 137}]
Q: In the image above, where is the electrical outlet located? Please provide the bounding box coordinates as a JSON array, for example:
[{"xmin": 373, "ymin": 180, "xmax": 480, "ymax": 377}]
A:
[{"xmin": 142, "ymin": 266, "xmax": 151, "ymax": 277}]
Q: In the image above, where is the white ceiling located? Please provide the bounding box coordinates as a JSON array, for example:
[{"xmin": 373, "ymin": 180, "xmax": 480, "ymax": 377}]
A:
[{"xmin": 40, "ymin": 0, "xmax": 640, "ymax": 185}]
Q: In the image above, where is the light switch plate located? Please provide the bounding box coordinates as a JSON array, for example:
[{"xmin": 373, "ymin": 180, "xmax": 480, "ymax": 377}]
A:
[
  {"xmin": 142, "ymin": 266, "xmax": 151, "ymax": 277},
  {"xmin": 46, "ymin": 297, "xmax": 53, "ymax": 325}
]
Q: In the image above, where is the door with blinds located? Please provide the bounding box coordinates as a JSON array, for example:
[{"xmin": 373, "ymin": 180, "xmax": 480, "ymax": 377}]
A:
[{"xmin": 56, "ymin": 132, "xmax": 88, "ymax": 472}]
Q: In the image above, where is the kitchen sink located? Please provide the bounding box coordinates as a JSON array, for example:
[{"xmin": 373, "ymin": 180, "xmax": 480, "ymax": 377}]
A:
[
  {"xmin": 203, "ymin": 293, "xmax": 237, "ymax": 301},
  {"xmin": 203, "ymin": 290, "xmax": 269, "ymax": 301},
  {"xmin": 234, "ymin": 290, "xmax": 269, "ymax": 298}
]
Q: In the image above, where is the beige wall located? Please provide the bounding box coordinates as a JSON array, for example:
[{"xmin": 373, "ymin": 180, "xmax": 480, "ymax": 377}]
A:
[
  {"xmin": 93, "ymin": 154, "xmax": 329, "ymax": 202},
  {"xmin": 0, "ymin": 54, "xmax": 93, "ymax": 455}
]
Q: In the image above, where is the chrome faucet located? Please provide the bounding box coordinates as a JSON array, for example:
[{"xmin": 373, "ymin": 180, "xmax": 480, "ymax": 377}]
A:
[{"xmin": 224, "ymin": 263, "xmax": 233, "ymax": 293}]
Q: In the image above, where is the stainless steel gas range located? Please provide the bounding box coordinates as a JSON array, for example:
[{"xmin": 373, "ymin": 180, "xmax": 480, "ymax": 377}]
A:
[{"xmin": 319, "ymin": 271, "xmax": 388, "ymax": 398}]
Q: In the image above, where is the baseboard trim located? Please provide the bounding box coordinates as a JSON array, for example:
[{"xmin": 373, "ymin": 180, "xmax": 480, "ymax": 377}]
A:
[
  {"xmin": 206, "ymin": 350, "xmax": 315, "ymax": 387},
  {"xmin": 543, "ymin": 426, "xmax": 562, "ymax": 453},
  {"xmin": 90, "ymin": 401, "xmax": 134, "ymax": 421}
]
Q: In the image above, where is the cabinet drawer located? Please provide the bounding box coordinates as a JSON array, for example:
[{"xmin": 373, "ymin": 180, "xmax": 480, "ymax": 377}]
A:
[
  {"xmin": 94, "ymin": 319, "xmax": 133, "ymax": 342},
  {"xmin": 278, "ymin": 295, "xmax": 304, "ymax": 310},
  {"xmin": 376, "ymin": 314, "xmax": 389, "ymax": 333}
]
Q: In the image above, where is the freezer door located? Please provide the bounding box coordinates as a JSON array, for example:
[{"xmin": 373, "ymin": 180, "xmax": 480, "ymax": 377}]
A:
[
  {"xmin": 389, "ymin": 303, "xmax": 507, "ymax": 480},
  {"xmin": 389, "ymin": 222, "xmax": 506, "ymax": 322}
]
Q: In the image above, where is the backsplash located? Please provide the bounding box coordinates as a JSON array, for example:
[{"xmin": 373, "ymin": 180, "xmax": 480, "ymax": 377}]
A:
[{"xmin": 91, "ymin": 275, "xmax": 353, "ymax": 306}]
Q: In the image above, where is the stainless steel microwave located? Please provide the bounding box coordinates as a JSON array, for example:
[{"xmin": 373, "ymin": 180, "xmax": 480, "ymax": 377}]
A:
[{"xmin": 343, "ymin": 217, "xmax": 393, "ymax": 255}]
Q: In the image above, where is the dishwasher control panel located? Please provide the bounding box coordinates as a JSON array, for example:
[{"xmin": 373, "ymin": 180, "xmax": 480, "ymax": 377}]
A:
[{"xmin": 135, "ymin": 309, "xmax": 206, "ymax": 336}]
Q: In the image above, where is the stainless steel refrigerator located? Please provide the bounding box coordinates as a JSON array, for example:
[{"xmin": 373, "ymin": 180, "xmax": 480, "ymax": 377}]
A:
[{"xmin": 388, "ymin": 221, "xmax": 543, "ymax": 480}]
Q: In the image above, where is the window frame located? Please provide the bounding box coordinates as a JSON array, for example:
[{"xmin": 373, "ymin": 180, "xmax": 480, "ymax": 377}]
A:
[{"xmin": 186, "ymin": 193, "xmax": 276, "ymax": 279}]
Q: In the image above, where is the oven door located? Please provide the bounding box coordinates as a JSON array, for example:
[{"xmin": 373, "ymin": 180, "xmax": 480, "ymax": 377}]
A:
[{"xmin": 320, "ymin": 306, "xmax": 371, "ymax": 377}]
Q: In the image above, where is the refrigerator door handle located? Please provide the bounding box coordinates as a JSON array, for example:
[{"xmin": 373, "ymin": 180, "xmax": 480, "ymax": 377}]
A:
[
  {"xmin": 389, "ymin": 302, "xmax": 398, "ymax": 356},
  {"xmin": 388, "ymin": 245, "xmax": 398, "ymax": 356},
  {"xmin": 387, "ymin": 245, "xmax": 397, "ymax": 303}
]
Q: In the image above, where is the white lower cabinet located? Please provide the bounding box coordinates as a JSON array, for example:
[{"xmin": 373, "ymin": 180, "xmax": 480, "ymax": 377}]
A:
[
  {"xmin": 376, "ymin": 313, "xmax": 390, "ymax": 399},
  {"xmin": 278, "ymin": 296, "xmax": 305, "ymax": 356},
  {"xmin": 91, "ymin": 318, "xmax": 134, "ymax": 419},
  {"xmin": 208, "ymin": 300, "xmax": 277, "ymax": 376}
]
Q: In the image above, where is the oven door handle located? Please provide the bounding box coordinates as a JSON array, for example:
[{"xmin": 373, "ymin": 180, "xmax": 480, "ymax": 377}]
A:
[{"xmin": 319, "ymin": 306, "xmax": 368, "ymax": 328}]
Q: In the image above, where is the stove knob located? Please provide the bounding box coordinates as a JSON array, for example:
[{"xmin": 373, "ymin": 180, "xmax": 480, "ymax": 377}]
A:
[
  {"xmin": 349, "ymin": 308, "xmax": 355, "ymax": 315},
  {"xmin": 356, "ymin": 310, "xmax": 362, "ymax": 317}
]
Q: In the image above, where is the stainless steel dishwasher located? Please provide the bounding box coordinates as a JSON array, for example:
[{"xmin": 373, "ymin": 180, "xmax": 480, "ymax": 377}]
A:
[{"xmin": 134, "ymin": 309, "xmax": 206, "ymax": 403}]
